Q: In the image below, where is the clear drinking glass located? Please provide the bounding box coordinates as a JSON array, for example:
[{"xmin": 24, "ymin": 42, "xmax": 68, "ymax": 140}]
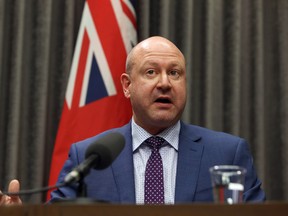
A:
[{"xmin": 209, "ymin": 165, "xmax": 246, "ymax": 204}]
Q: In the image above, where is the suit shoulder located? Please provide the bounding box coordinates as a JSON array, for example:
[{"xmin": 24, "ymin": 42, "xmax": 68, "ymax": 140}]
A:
[
  {"xmin": 73, "ymin": 123, "xmax": 131, "ymax": 150},
  {"xmin": 182, "ymin": 122, "xmax": 245, "ymax": 146}
]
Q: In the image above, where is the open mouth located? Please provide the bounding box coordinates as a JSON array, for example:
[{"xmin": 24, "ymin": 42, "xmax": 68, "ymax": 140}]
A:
[{"xmin": 155, "ymin": 98, "xmax": 172, "ymax": 104}]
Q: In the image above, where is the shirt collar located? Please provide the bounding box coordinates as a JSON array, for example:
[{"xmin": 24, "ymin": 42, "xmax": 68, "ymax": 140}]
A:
[{"xmin": 131, "ymin": 118, "xmax": 180, "ymax": 152}]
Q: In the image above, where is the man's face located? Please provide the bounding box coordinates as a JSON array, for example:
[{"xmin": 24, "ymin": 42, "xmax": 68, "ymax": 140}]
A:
[{"xmin": 121, "ymin": 38, "xmax": 187, "ymax": 134}]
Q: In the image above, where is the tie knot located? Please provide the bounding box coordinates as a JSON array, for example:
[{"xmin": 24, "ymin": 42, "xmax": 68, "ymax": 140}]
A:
[{"xmin": 145, "ymin": 136, "xmax": 165, "ymax": 150}]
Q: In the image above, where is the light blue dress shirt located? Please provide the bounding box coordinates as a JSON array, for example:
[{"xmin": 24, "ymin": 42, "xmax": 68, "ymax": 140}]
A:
[{"xmin": 131, "ymin": 119, "xmax": 180, "ymax": 204}]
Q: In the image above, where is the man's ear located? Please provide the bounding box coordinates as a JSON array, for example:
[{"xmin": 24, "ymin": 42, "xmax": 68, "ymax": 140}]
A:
[{"xmin": 120, "ymin": 73, "xmax": 131, "ymax": 98}]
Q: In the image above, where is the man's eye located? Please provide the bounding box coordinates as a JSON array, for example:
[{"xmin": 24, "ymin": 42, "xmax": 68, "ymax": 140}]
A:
[
  {"xmin": 169, "ymin": 70, "xmax": 180, "ymax": 79},
  {"xmin": 146, "ymin": 69, "xmax": 155, "ymax": 75}
]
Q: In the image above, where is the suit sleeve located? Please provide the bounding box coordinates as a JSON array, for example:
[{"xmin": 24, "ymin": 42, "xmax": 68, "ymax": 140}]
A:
[
  {"xmin": 49, "ymin": 144, "xmax": 80, "ymax": 203},
  {"xmin": 233, "ymin": 138, "xmax": 266, "ymax": 202}
]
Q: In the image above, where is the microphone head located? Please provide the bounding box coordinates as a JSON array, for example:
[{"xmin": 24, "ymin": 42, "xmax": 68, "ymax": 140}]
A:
[{"xmin": 85, "ymin": 132, "xmax": 125, "ymax": 170}]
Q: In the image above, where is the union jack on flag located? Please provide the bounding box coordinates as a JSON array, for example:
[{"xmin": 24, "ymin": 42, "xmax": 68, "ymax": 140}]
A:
[{"xmin": 48, "ymin": 0, "xmax": 137, "ymax": 198}]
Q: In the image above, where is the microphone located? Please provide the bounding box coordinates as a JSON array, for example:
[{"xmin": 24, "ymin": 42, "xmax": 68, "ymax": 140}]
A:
[
  {"xmin": 64, "ymin": 132, "xmax": 125, "ymax": 184},
  {"xmin": 1, "ymin": 132, "xmax": 125, "ymax": 198}
]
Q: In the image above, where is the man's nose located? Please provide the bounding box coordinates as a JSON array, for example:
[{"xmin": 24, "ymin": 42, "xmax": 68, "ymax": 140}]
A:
[{"xmin": 157, "ymin": 72, "xmax": 172, "ymax": 89}]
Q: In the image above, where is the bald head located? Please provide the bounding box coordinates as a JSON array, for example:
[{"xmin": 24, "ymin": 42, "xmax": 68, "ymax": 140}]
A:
[
  {"xmin": 121, "ymin": 36, "xmax": 187, "ymax": 134},
  {"xmin": 126, "ymin": 36, "xmax": 185, "ymax": 74}
]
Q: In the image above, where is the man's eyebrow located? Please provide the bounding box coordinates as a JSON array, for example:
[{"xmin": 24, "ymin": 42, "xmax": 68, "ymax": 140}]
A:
[
  {"xmin": 169, "ymin": 62, "xmax": 183, "ymax": 67},
  {"xmin": 142, "ymin": 61, "xmax": 159, "ymax": 66},
  {"xmin": 139, "ymin": 62, "xmax": 159, "ymax": 69},
  {"xmin": 141, "ymin": 61, "xmax": 183, "ymax": 67}
]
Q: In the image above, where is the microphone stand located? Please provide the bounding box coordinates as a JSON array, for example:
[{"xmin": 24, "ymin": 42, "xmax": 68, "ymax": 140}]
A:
[
  {"xmin": 77, "ymin": 178, "xmax": 87, "ymax": 198},
  {"xmin": 68, "ymin": 177, "xmax": 95, "ymax": 204},
  {"xmin": 63, "ymin": 162, "xmax": 94, "ymax": 204},
  {"xmin": 52, "ymin": 155, "xmax": 107, "ymax": 204},
  {"xmin": 73, "ymin": 155, "xmax": 97, "ymax": 203}
]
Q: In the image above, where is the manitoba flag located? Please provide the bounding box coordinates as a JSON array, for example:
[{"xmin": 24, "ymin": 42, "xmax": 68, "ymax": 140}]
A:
[{"xmin": 48, "ymin": 0, "xmax": 137, "ymax": 196}]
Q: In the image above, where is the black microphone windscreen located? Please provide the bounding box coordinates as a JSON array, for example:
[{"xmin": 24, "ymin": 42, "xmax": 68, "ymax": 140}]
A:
[{"xmin": 85, "ymin": 132, "xmax": 125, "ymax": 170}]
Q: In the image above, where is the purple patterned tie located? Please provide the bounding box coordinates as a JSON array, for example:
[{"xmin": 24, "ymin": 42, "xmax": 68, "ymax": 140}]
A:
[{"xmin": 144, "ymin": 136, "xmax": 165, "ymax": 204}]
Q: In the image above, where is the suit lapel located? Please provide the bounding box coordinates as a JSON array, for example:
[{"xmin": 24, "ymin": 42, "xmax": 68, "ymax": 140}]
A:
[
  {"xmin": 175, "ymin": 122, "xmax": 203, "ymax": 203},
  {"xmin": 111, "ymin": 123, "xmax": 136, "ymax": 203}
]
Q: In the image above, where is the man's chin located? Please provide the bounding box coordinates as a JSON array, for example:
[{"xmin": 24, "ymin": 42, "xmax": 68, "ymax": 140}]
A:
[{"xmin": 151, "ymin": 116, "xmax": 179, "ymax": 128}]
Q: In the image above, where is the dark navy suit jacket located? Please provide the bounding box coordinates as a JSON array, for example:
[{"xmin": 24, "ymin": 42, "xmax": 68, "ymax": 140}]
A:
[{"xmin": 50, "ymin": 121, "xmax": 265, "ymax": 203}]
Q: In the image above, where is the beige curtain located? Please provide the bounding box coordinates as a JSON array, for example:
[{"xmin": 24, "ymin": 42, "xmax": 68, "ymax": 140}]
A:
[{"xmin": 0, "ymin": 0, "xmax": 287, "ymax": 203}]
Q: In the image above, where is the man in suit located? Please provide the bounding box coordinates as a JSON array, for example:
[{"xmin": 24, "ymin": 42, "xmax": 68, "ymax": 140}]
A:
[
  {"xmin": 1, "ymin": 36, "xmax": 265, "ymax": 205},
  {"xmin": 50, "ymin": 36, "xmax": 265, "ymax": 203}
]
